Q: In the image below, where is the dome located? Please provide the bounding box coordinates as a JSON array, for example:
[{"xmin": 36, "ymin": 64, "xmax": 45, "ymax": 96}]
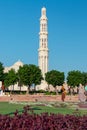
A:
[
  {"xmin": 42, "ymin": 7, "xmax": 46, "ymax": 11},
  {"xmin": 4, "ymin": 60, "xmax": 24, "ymax": 73},
  {"xmin": 42, "ymin": 7, "xmax": 46, "ymax": 16},
  {"xmin": 13, "ymin": 60, "xmax": 23, "ymax": 67}
]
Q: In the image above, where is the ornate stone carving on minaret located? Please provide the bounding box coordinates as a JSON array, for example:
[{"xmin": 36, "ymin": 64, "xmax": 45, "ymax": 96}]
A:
[{"xmin": 38, "ymin": 7, "xmax": 49, "ymax": 78}]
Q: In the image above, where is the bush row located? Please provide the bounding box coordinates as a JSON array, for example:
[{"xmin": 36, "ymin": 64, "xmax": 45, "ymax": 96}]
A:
[{"xmin": 0, "ymin": 106, "xmax": 87, "ymax": 130}]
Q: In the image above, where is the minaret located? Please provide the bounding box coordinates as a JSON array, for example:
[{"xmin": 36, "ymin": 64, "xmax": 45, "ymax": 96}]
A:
[{"xmin": 38, "ymin": 7, "xmax": 49, "ymax": 78}]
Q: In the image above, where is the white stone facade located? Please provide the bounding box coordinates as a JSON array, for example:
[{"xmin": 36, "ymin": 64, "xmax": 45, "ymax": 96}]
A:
[
  {"xmin": 38, "ymin": 7, "xmax": 49, "ymax": 78},
  {"xmin": 3, "ymin": 60, "xmax": 27, "ymax": 91},
  {"xmin": 1, "ymin": 7, "xmax": 49, "ymax": 92},
  {"xmin": 4, "ymin": 60, "xmax": 23, "ymax": 73}
]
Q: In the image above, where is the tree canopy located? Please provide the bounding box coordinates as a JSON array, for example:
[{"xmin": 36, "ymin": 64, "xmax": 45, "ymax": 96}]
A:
[
  {"xmin": 0, "ymin": 62, "xmax": 4, "ymax": 81},
  {"xmin": 81, "ymin": 72, "xmax": 87, "ymax": 86},
  {"xmin": 4, "ymin": 69, "xmax": 18, "ymax": 90},
  {"xmin": 45, "ymin": 70, "xmax": 65, "ymax": 94},
  {"xmin": 17, "ymin": 64, "xmax": 43, "ymax": 93},
  {"xmin": 67, "ymin": 70, "xmax": 83, "ymax": 87}
]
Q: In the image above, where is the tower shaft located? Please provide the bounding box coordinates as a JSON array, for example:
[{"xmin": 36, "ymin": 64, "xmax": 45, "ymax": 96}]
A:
[{"xmin": 38, "ymin": 7, "xmax": 49, "ymax": 78}]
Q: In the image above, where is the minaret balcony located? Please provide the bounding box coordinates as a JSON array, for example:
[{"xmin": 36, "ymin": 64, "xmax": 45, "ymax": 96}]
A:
[
  {"xmin": 39, "ymin": 32, "xmax": 48, "ymax": 35},
  {"xmin": 40, "ymin": 17, "xmax": 48, "ymax": 21}
]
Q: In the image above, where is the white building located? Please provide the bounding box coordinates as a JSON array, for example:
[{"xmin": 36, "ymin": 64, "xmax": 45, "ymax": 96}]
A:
[
  {"xmin": 1, "ymin": 7, "xmax": 49, "ymax": 92},
  {"xmin": 4, "ymin": 60, "xmax": 23, "ymax": 73},
  {"xmin": 38, "ymin": 7, "xmax": 49, "ymax": 78},
  {"xmin": 36, "ymin": 7, "xmax": 49, "ymax": 90},
  {"xmin": 3, "ymin": 60, "xmax": 27, "ymax": 91}
]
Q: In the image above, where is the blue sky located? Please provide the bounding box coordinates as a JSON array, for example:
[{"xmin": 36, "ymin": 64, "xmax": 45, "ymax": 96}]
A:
[{"xmin": 0, "ymin": 0, "xmax": 87, "ymax": 76}]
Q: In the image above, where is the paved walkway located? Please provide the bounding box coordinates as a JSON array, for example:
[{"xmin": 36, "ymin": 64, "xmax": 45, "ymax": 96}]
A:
[{"xmin": 0, "ymin": 94, "xmax": 79, "ymax": 102}]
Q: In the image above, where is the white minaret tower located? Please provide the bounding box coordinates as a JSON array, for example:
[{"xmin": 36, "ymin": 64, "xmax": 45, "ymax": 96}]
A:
[{"xmin": 38, "ymin": 7, "xmax": 49, "ymax": 78}]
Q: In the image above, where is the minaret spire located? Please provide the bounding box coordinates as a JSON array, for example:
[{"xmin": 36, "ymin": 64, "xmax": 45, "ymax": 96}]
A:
[
  {"xmin": 38, "ymin": 7, "xmax": 49, "ymax": 78},
  {"xmin": 42, "ymin": 7, "xmax": 46, "ymax": 16}
]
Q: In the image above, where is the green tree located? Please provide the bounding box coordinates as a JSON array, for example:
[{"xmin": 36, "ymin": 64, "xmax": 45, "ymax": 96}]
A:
[
  {"xmin": 29, "ymin": 65, "xmax": 43, "ymax": 91},
  {"xmin": 45, "ymin": 70, "xmax": 65, "ymax": 94},
  {"xmin": 18, "ymin": 64, "xmax": 43, "ymax": 94},
  {"xmin": 67, "ymin": 70, "xmax": 83, "ymax": 87},
  {"xmin": 17, "ymin": 75, "xmax": 23, "ymax": 92},
  {"xmin": 81, "ymin": 72, "xmax": 87, "ymax": 86},
  {"xmin": 0, "ymin": 62, "xmax": 4, "ymax": 81},
  {"xmin": 4, "ymin": 69, "xmax": 18, "ymax": 93}
]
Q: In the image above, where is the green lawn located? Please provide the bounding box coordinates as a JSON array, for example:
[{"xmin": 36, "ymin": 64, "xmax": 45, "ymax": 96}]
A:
[
  {"xmin": 0, "ymin": 102, "xmax": 87, "ymax": 115},
  {"xmin": 32, "ymin": 105, "xmax": 75, "ymax": 114},
  {"xmin": 0, "ymin": 102, "xmax": 24, "ymax": 115}
]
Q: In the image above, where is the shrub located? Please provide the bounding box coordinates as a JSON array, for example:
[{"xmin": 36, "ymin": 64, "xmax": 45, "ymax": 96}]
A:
[{"xmin": 0, "ymin": 106, "xmax": 87, "ymax": 130}]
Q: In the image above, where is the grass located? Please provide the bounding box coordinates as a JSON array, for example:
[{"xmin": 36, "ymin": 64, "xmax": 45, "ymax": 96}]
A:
[
  {"xmin": 0, "ymin": 102, "xmax": 87, "ymax": 115},
  {"xmin": 0, "ymin": 102, "xmax": 24, "ymax": 115},
  {"xmin": 32, "ymin": 105, "xmax": 75, "ymax": 114}
]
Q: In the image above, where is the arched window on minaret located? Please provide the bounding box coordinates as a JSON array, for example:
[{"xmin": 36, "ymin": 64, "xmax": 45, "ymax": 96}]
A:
[
  {"xmin": 43, "ymin": 24, "xmax": 44, "ymax": 32},
  {"xmin": 43, "ymin": 39, "xmax": 45, "ymax": 48},
  {"xmin": 40, "ymin": 39, "xmax": 41, "ymax": 47},
  {"xmin": 44, "ymin": 24, "xmax": 46, "ymax": 31},
  {"xmin": 42, "ymin": 38, "xmax": 43, "ymax": 47}
]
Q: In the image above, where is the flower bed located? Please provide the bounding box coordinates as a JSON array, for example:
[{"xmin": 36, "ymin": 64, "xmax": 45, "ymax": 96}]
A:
[{"xmin": 0, "ymin": 105, "xmax": 87, "ymax": 130}]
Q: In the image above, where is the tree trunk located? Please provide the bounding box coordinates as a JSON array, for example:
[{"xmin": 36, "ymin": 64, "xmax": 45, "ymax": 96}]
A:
[
  {"xmin": 10, "ymin": 85, "xmax": 13, "ymax": 94},
  {"xmin": 34, "ymin": 85, "xmax": 36, "ymax": 92},
  {"xmin": 13, "ymin": 85, "xmax": 14, "ymax": 94},
  {"xmin": 48, "ymin": 84, "xmax": 50, "ymax": 92},
  {"xmin": 26, "ymin": 85, "xmax": 30, "ymax": 94},
  {"xmin": 13, "ymin": 85, "xmax": 14, "ymax": 91},
  {"xmin": 19, "ymin": 85, "xmax": 21, "ymax": 94},
  {"xmin": 55, "ymin": 86, "xmax": 58, "ymax": 95}
]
